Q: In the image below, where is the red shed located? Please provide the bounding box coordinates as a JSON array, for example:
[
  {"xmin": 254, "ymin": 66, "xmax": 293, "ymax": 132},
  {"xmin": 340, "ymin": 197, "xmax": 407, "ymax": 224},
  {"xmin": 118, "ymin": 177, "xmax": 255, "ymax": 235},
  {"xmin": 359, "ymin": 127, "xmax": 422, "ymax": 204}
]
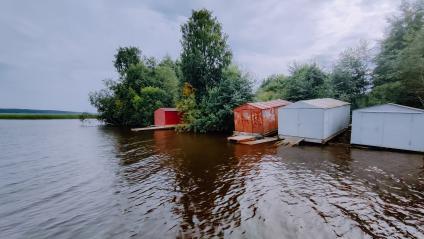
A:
[
  {"xmin": 234, "ymin": 99, "xmax": 291, "ymax": 135},
  {"xmin": 154, "ymin": 108, "xmax": 182, "ymax": 126}
]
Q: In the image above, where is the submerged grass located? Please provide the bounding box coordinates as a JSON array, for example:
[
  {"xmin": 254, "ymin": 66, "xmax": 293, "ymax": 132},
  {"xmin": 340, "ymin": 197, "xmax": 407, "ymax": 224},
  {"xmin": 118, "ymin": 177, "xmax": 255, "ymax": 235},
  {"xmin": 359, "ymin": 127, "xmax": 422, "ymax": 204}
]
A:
[{"xmin": 0, "ymin": 114, "xmax": 98, "ymax": 120}]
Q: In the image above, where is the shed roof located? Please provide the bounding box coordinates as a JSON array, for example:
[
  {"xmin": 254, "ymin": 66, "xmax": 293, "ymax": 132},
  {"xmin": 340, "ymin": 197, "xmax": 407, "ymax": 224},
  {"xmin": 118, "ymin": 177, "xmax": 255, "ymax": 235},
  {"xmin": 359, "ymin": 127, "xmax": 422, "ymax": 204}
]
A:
[
  {"xmin": 284, "ymin": 98, "xmax": 349, "ymax": 109},
  {"xmin": 156, "ymin": 108, "xmax": 179, "ymax": 112},
  {"xmin": 247, "ymin": 99, "xmax": 292, "ymax": 109},
  {"xmin": 354, "ymin": 103, "xmax": 424, "ymax": 114}
]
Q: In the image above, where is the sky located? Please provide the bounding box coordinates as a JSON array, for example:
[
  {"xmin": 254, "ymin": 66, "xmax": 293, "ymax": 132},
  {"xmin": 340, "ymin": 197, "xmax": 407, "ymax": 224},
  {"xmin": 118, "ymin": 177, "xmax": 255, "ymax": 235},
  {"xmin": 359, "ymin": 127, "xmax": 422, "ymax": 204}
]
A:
[{"xmin": 0, "ymin": 0, "xmax": 400, "ymax": 112}]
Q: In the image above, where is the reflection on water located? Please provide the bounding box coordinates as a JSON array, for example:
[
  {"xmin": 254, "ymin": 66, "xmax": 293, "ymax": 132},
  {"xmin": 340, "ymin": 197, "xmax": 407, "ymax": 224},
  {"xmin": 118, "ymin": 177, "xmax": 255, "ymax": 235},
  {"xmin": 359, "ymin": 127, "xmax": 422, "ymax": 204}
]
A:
[{"xmin": 0, "ymin": 120, "xmax": 423, "ymax": 238}]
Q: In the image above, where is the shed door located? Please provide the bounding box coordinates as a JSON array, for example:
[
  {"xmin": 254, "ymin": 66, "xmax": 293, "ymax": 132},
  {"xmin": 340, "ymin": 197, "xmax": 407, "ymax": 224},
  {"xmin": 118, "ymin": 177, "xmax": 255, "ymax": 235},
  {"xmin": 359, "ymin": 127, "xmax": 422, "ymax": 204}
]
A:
[
  {"xmin": 411, "ymin": 114, "xmax": 424, "ymax": 152},
  {"xmin": 251, "ymin": 110, "xmax": 262, "ymax": 133},
  {"xmin": 234, "ymin": 111, "xmax": 242, "ymax": 132},
  {"xmin": 382, "ymin": 114, "xmax": 412, "ymax": 150},
  {"xmin": 279, "ymin": 109, "xmax": 298, "ymax": 136},
  {"xmin": 297, "ymin": 109, "xmax": 324, "ymax": 139},
  {"xmin": 359, "ymin": 113, "xmax": 383, "ymax": 147},
  {"xmin": 262, "ymin": 109, "xmax": 274, "ymax": 134},
  {"xmin": 242, "ymin": 110, "xmax": 253, "ymax": 133}
]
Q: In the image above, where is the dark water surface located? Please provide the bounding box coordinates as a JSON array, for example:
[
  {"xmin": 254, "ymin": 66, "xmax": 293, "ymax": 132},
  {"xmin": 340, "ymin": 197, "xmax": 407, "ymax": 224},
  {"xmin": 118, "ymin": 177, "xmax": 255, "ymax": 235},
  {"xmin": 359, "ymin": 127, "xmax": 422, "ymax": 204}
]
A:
[{"xmin": 0, "ymin": 120, "xmax": 423, "ymax": 239}]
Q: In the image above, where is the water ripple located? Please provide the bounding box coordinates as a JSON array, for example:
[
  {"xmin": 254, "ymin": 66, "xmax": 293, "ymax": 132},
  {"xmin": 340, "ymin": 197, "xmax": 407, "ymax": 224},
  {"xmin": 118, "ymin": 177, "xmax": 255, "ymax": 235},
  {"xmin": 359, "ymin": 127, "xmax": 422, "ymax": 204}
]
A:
[{"xmin": 1, "ymin": 121, "xmax": 423, "ymax": 238}]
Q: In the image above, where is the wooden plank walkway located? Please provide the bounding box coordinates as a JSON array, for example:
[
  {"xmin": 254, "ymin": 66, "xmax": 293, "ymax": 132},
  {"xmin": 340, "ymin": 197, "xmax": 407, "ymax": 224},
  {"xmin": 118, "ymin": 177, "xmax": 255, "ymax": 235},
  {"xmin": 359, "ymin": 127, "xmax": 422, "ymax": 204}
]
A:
[
  {"xmin": 227, "ymin": 135, "xmax": 256, "ymax": 143},
  {"xmin": 131, "ymin": 125, "xmax": 177, "ymax": 132},
  {"xmin": 240, "ymin": 137, "xmax": 278, "ymax": 145},
  {"xmin": 276, "ymin": 137, "xmax": 304, "ymax": 147}
]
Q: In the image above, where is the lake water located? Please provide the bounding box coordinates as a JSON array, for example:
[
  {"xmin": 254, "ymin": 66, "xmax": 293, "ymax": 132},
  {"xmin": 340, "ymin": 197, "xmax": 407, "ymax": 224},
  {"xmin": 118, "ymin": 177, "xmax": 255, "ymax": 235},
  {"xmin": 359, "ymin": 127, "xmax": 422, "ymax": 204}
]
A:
[{"xmin": 0, "ymin": 120, "xmax": 423, "ymax": 239}]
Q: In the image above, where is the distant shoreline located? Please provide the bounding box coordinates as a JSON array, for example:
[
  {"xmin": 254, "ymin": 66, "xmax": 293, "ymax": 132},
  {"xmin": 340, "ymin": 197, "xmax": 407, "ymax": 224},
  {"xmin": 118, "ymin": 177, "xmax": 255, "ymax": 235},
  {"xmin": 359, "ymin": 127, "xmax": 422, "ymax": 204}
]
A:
[{"xmin": 0, "ymin": 114, "xmax": 98, "ymax": 120}]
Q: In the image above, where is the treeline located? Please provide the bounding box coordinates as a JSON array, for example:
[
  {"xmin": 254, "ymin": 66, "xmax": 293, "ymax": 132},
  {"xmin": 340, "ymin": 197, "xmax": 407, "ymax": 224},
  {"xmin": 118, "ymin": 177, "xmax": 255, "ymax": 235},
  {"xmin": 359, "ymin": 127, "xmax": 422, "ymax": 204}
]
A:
[
  {"xmin": 90, "ymin": 0, "xmax": 424, "ymax": 131},
  {"xmin": 0, "ymin": 114, "xmax": 97, "ymax": 120},
  {"xmin": 90, "ymin": 9, "xmax": 253, "ymax": 131},
  {"xmin": 90, "ymin": 49, "xmax": 180, "ymax": 126},
  {"xmin": 0, "ymin": 108, "xmax": 80, "ymax": 114},
  {"xmin": 257, "ymin": 1, "xmax": 424, "ymax": 109}
]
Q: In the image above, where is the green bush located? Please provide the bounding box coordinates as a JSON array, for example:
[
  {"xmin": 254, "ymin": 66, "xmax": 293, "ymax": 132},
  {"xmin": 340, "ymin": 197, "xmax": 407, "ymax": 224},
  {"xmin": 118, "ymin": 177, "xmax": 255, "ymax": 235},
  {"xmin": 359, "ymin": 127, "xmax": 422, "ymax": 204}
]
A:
[
  {"xmin": 90, "ymin": 48, "xmax": 180, "ymax": 126},
  {"xmin": 189, "ymin": 66, "xmax": 253, "ymax": 132}
]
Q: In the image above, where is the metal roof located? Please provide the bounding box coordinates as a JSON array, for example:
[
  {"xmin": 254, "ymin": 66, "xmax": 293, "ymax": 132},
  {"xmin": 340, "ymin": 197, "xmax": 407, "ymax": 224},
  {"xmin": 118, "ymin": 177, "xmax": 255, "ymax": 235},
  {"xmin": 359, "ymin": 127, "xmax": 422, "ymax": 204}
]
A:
[
  {"xmin": 354, "ymin": 103, "xmax": 424, "ymax": 114},
  {"xmin": 247, "ymin": 99, "xmax": 292, "ymax": 109},
  {"xmin": 285, "ymin": 98, "xmax": 349, "ymax": 109}
]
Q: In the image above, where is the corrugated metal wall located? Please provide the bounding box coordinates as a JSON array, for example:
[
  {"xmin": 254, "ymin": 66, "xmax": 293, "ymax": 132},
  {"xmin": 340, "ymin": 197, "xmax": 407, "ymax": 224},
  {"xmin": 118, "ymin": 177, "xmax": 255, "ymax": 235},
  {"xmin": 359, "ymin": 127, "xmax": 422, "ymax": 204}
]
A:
[
  {"xmin": 351, "ymin": 111, "xmax": 424, "ymax": 152},
  {"xmin": 278, "ymin": 105, "xmax": 350, "ymax": 143},
  {"xmin": 278, "ymin": 108, "xmax": 324, "ymax": 141},
  {"xmin": 323, "ymin": 106, "xmax": 351, "ymax": 139},
  {"xmin": 233, "ymin": 105, "xmax": 279, "ymax": 135}
]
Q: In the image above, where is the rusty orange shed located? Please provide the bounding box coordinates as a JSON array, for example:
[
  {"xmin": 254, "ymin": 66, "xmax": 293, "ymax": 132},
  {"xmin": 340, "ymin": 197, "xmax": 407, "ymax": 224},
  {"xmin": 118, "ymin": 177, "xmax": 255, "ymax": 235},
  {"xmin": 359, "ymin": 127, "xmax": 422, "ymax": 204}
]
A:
[{"xmin": 234, "ymin": 99, "xmax": 291, "ymax": 135}]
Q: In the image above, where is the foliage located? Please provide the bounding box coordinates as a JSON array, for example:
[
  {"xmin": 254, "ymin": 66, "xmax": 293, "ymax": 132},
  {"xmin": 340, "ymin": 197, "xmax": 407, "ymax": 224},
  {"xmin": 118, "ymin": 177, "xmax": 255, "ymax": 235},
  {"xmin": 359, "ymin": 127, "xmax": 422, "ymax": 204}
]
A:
[
  {"xmin": 356, "ymin": 82, "xmax": 404, "ymax": 108},
  {"xmin": 255, "ymin": 63, "xmax": 331, "ymax": 102},
  {"xmin": 254, "ymin": 63, "xmax": 330, "ymax": 102},
  {"xmin": 397, "ymin": 27, "xmax": 424, "ymax": 107},
  {"xmin": 90, "ymin": 2, "xmax": 424, "ymax": 130},
  {"xmin": 155, "ymin": 58, "xmax": 181, "ymax": 104},
  {"xmin": 373, "ymin": 1, "xmax": 424, "ymax": 87},
  {"xmin": 177, "ymin": 10, "xmax": 252, "ymax": 133},
  {"xmin": 255, "ymin": 74, "xmax": 289, "ymax": 101},
  {"xmin": 254, "ymin": 1, "xmax": 424, "ymax": 109},
  {"xmin": 132, "ymin": 87, "xmax": 171, "ymax": 126},
  {"xmin": 284, "ymin": 63, "xmax": 332, "ymax": 101},
  {"xmin": 180, "ymin": 9, "xmax": 232, "ymax": 100},
  {"xmin": 114, "ymin": 47, "xmax": 141, "ymax": 77},
  {"xmin": 370, "ymin": 0, "xmax": 424, "ymax": 108},
  {"xmin": 177, "ymin": 66, "xmax": 253, "ymax": 133},
  {"xmin": 89, "ymin": 80, "xmax": 121, "ymax": 125},
  {"xmin": 90, "ymin": 48, "xmax": 179, "ymax": 126},
  {"xmin": 331, "ymin": 41, "xmax": 371, "ymax": 108},
  {"xmin": 189, "ymin": 65, "xmax": 253, "ymax": 132},
  {"xmin": 176, "ymin": 83, "xmax": 199, "ymax": 131}
]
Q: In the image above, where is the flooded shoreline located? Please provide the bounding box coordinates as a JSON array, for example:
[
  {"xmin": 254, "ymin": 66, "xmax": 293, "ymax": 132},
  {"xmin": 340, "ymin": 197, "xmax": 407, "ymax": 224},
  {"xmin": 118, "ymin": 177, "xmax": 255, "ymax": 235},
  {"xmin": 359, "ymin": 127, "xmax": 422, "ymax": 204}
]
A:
[{"xmin": 0, "ymin": 120, "xmax": 423, "ymax": 238}]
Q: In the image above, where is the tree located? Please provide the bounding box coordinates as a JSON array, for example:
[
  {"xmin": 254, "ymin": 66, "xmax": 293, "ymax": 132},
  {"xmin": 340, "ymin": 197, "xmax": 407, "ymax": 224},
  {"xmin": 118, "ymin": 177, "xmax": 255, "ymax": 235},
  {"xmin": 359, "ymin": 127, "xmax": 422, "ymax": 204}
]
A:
[
  {"xmin": 397, "ymin": 27, "xmax": 424, "ymax": 107},
  {"xmin": 255, "ymin": 74, "xmax": 289, "ymax": 101},
  {"xmin": 373, "ymin": 0, "xmax": 424, "ymax": 87},
  {"xmin": 180, "ymin": 9, "xmax": 232, "ymax": 100},
  {"xmin": 90, "ymin": 47, "xmax": 180, "ymax": 126},
  {"xmin": 132, "ymin": 87, "xmax": 171, "ymax": 126},
  {"xmin": 125, "ymin": 63, "xmax": 160, "ymax": 90},
  {"xmin": 369, "ymin": 0, "xmax": 424, "ymax": 107},
  {"xmin": 156, "ymin": 64, "xmax": 180, "ymax": 103},
  {"xmin": 114, "ymin": 47, "xmax": 141, "ymax": 77},
  {"xmin": 255, "ymin": 63, "xmax": 331, "ymax": 103},
  {"xmin": 285, "ymin": 63, "xmax": 331, "ymax": 101},
  {"xmin": 358, "ymin": 81, "xmax": 404, "ymax": 107},
  {"xmin": 176, "ymin": 83, "xmax": 199, "ymax": 131},
  {"xmin": 177, "ymin": 10, "xmax": 253, "ymax": 133},
  {"xmin": 331, "ymin": 41, "xmax": 371, "ymax": 107},
  {"xmin": 190, "ymin": 65, "xmax": 253, "ymax": 132}
]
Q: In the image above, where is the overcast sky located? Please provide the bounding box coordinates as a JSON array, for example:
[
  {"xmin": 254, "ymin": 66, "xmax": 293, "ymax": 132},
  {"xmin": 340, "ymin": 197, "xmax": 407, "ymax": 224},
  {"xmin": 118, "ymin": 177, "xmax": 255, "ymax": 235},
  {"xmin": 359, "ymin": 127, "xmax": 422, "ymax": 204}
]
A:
[{"xmin": 0, "ymin": 0, "xmax": 400, "ymax": 112}]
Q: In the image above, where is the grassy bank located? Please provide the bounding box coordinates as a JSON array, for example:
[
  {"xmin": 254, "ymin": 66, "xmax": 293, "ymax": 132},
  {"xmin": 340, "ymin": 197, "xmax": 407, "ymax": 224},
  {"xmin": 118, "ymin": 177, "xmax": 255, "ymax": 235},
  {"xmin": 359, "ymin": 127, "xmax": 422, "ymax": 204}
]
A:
[{"xmin": 0, "ymin": 114, "xmax": 98, "ymax": 120}]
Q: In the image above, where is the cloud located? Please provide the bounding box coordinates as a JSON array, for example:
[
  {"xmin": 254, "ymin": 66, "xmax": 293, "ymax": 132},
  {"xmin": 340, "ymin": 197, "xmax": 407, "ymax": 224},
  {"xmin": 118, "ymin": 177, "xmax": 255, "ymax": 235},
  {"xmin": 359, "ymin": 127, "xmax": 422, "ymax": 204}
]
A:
[
  {"xmin": 0, "ymin": 0, "xmax": 400, "ymax": 111},
  {"xmin": 201, "ymin": 0, "xmax": 399, "ymax": 78}
]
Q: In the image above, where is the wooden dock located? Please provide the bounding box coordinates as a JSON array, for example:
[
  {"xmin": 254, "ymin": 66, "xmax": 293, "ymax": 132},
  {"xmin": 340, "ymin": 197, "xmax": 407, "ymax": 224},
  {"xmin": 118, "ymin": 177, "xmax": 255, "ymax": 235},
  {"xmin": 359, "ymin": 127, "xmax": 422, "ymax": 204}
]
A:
[
  {"xmin": 131, "ymin": 125, "xmax": 177, "ymax": 132},
  {"xmin": 276, "ymin": 137, "xmax": 304, "ymax": 147},
  {"xmin": 227, "ymin": 135, "xmax": 257, "ymax": 143},
  {"xmin": 227, "ymin": 134, "xmax": 279, "ymax": 145},
  {"xmin": 240, "ymin": 137, "xmax": 279, "ymax": 145}
]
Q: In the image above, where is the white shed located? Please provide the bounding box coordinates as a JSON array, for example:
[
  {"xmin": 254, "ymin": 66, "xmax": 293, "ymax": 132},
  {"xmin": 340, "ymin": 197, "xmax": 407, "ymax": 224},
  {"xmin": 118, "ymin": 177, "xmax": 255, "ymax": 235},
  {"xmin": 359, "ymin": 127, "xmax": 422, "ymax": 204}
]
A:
[
  {"xmin": 278, "ymin": 98, "xmax": 350, "ymax": 143},
  {"xmin": 351, "ymin": 103, "xmax": 424, "ymax": 152}
]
